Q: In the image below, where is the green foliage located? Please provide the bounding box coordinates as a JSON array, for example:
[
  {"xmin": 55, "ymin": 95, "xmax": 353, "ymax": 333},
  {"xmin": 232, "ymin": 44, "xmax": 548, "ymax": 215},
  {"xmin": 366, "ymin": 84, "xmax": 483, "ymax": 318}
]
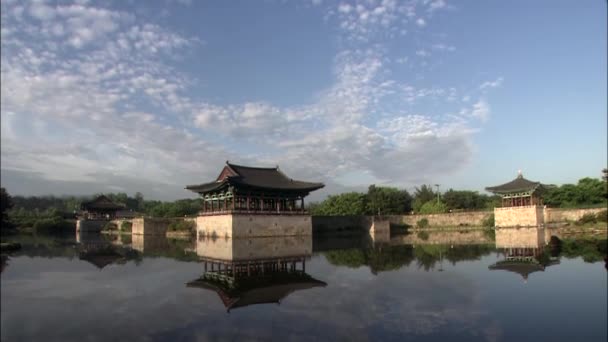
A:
[
  {"xmin": 365, "ymin": 185, "xmax": 412, "ymax": 215},
  {"xmin": 483, "ymin": 228, "xmax": 496, "ymax": 241},
  {"xmin": 324, "ymin": 245, "xmax": 415, "ymax": 274},
  {"xmin": 417, "ymin": 231, "xmax": 429, "ymax": 240},
  {"xmin": 309, "ymin": 192, "xmax": 367, "ymax": 216},
  {"xmin": 442, "ymin": 189, "xmax": 497, "ymax": 211},
  {"xmin": 559, "ymin": 238, "xmax": 607, "ymax": 263},
  {"xmin": 104, "ymin": 222, "xmax": 118, "ymax": 231},
  {"xmin": 32, "ymin": 216, "xmax": 74, "ymax": 233},
  {"xmin": 1, "ymin": 187, "xmax": 14, "ymax": 230},
  {"xmin": 419, "ymin": 199, "xmax": 448, "ymax": 214},
  {"xmin": 482, "ymin": 214, "xmax": 495, "ymax": 227},
  {"xmin": 120, "ymin": 221, "xmax": 132, "ymax": 232},
  {"xmin": 416, "ymin": 218, "xmax": 429, "ymax": 228},
  {"xmin": 576, "ymin": 213, "xmax": 597, "ymax": 226},
  {"xmin": 544, "ymin": 177, "xmax": 607, "ymax": 208},
  {"xmin": 167, "ymin": 220, "xmax": 196, "ymax": 233},
  {"xmin": 596, "ymin": 210, "xmax": 607, "ymax": 223}
]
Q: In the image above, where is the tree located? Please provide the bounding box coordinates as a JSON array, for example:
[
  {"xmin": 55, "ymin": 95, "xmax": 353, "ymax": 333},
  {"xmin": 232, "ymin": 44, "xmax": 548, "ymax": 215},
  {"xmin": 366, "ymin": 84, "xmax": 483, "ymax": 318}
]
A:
[
  {"xmin": 413, "ymin": 185, "xmax": 436, "ymax": 213},
  {"xmin": 1, "ymin": 187, "xmax": 14, "ymax": 230},
  {"xmin": 309, "ymin": 192, "xmax": 367, "ymax": 216},
  {"xmin": 365, "ymin": 185, "xmax": 412, "ymax": 215},
  {"xmin": 419, "ymin": 199, "xmax": 448, "ymax": 214}
]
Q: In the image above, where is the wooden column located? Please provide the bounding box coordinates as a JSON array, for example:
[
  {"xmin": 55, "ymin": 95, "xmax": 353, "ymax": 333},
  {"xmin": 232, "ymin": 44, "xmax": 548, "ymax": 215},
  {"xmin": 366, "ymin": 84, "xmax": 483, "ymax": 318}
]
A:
[
  {"xmin": 246, "ymin": 195, "xmax": 250, "ymax": 211},
  {"xmin": 276, "ymin": 197, "xmax": 280, "ymax": 213}
]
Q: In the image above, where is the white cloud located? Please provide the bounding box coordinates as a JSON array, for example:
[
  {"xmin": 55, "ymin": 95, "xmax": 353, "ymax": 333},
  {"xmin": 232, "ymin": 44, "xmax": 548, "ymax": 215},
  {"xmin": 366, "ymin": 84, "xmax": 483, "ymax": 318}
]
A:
[
  {"xmin": 470, "ymin": 100, "xmax": 490, "ymax": 121},
  {"xmin": 416, "ymin": 18, "xmax": 426, "ymax": 27},
  {"xmin": 0, "ymin": 0, "xmax": 500, "ymax": 199},
  {"xmin": 479, "ymin": 77, "xmax": 504, "ymax": 90}
]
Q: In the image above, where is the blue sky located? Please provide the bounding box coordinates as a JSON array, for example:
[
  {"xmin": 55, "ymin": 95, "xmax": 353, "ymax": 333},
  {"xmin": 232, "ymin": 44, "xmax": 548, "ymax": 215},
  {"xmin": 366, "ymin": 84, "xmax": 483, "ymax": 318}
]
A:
[{"xmin": 1, "ymin": 0, "xmax": 606, "ymax": 201}]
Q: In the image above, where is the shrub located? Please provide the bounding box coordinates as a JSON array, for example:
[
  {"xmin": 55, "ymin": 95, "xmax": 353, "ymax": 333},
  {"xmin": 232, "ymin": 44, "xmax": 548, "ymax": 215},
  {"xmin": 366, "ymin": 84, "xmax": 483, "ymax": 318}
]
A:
[
  {"xmin": 419, "ymin": 199, "xmax": 448, "ymax": 214},
  {"xmin": 482, "ymin": 214, "xmax": 495, "ymax": 228},
  {"xmin": 168, "ymin": 220, "xmax": 196, "ymax": 233},
  {"xmin": 596, "ymin": 210, "xmax": 607, "ymax": 223},
  {"xmin": 120, "ymin": 221, "xmax": 132, "ymax": 232},
  {"xmin": 104, "ymin": 222, "xmax": 118, "ymax": 231},
  {"xmin": 577, "ymin": 213, "xmax": 597, "ymax": 225},
  {"xmin": 417, "ymin": 231, "xmax": 429, "ymax": 240},
  {"xmin": 32, "ymin": 217, "xmax": 74, "ymax": 233},
  {"xmin": 416, "ymin": 218, "xmax": 429, "ymax": 228}
]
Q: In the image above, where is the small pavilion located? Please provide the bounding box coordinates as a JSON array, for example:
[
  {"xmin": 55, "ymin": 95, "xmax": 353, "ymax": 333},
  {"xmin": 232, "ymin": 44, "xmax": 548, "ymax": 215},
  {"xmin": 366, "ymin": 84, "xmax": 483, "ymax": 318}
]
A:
[
  {"xmin": 79, "ymin": 195, "xmax": 125, "ymax": 220},
  {"xmin": 186, "ymin": 162, "xmax": 324, "ymax": 215},
  {"xmin": 486, "ymin": 171, "xmax": 549, "ymax": 227},
  {"xmin": 485, "ymin": 171, "xmax": 548, "ymax": 207}
]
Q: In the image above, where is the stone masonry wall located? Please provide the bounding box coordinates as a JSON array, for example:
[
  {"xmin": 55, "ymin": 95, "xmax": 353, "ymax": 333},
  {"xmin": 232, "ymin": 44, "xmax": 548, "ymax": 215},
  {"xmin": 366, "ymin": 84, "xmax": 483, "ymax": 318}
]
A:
[
  {"xmin": 232, "ymin": 215, "xmax": 312, "ymax": 238},
  {"xmin": 76, "ymin": 219, "xmax": 107, "ymax": 232},
  {"xmin": 131, "ymin": 217, "xmax": 172, "ymax": 235},
  {"xmin": 544, "ymin": 207, "xmax": 606, "ymax": 223},
  {"xmin": 196, "ymin": 215, "xmax": 233, "ymax": 238},
  {"xmin": 494, "ymin": 205, "xmax": 541, "ymax": 228},
  {"xmin": 195, "ymin": 214, "xmax": 312, "ymax": 238},
  {"xmin": 390, "ymin": 212, "xmax": 491, "ymax": 227}
]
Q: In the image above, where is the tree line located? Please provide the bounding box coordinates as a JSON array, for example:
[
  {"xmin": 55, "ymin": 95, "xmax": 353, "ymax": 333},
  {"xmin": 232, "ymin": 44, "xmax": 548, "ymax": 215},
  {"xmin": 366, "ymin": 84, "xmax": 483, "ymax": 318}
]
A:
[{"xmin": 309, "ymin": 184, "xmax": 501, "ymax": 216}]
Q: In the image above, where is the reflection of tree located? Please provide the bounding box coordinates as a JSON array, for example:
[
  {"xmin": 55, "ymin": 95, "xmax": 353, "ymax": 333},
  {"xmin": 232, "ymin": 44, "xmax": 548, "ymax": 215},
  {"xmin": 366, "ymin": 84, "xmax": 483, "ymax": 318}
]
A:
[
  {"xmin": 556, "ymin": 238, "xmax": 607, "ymax": 263},
  {"xmin": 414, "ymin": 244, "xmax": 496, "ymax": 271},
  {"xmin": 324, "ymin": 245, "xmax": 415, "ymax": 274},
  {"xmin": 325, "ymin": 244, "xmax": 498, "ymax": 274}
]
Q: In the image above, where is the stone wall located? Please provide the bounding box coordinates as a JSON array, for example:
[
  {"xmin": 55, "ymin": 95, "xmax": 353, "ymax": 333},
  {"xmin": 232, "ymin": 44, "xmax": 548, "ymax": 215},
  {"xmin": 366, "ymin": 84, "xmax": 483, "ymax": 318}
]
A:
[
  {"xmin": 232, "ymin": 215, "xmax": 312, "ymax": 237},
  {"xmin": 395, "ymin": 211, "xmax": 491, "ymax": 227},
  {"xmin": 196, "ymin": 214, "xmax": 312, "ymax": 238},
  {"xmin": 131, "ymin": 217, "xmax": 173, "ymax": 235},
  {"xmin": 544, "ymin": 207, "xmax": 606, "ymax": 223},
  {"xmin": 196, "ymin": 215, "xmax": 232, "ymax": 238},
  {"xmin": 494, "ymin": 205, "xmax": 543, "ymax": 228},
  {"xmin": 76, "ymin": 219, "xmax": 107, "ymax": 232},
  {"xmin": 311, "ymin": 216, "xmax": 369, "ymax": 233}
]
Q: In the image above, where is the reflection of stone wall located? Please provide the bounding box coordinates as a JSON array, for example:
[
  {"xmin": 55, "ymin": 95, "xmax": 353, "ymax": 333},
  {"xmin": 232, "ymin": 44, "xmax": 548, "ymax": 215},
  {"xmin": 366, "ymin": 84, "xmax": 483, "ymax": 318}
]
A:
[
  {"xmin": 131, "ymin": 234, "xmax": 170, "ymax": 253},
  {"xmin": 196, "ymin": 214, "xmax": 312, "ymax": 238},
  {"xmin": 544, "ymin": 207, "xmax": 605, "ymax": 223},
  {"xmin": 195, "ymin": 236, "xmax": 312, "ymax": 260},
  {"xmin": 494, "ymin": 205, "xmax": 543, "ymax": 228},
  {"xmin": 390, "ymin": 230, "xmax": 493, "ymax": 246},
  {"xmin": 495, "ymin": 227, "xmax": 544, "ymax": 248}
]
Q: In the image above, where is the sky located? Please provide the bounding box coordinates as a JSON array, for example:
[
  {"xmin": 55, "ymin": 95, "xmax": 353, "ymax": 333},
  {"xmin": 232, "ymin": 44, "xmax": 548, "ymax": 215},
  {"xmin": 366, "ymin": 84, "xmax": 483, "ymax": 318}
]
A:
[{"xmin": 1, "ymin": 0, "xmax": 606, "ymax": 201}]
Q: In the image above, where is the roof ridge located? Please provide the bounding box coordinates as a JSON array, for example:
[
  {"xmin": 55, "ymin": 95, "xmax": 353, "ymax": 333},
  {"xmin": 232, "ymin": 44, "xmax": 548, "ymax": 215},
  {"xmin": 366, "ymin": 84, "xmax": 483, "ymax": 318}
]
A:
[{"xmin": 227, "ymin": 162, "xmax": 278, "ymax": 170}]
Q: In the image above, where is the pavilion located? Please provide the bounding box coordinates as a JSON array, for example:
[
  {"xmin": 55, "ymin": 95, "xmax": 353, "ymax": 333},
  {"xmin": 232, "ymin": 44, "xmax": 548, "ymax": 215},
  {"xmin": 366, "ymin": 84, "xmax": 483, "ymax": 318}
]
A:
[
  {"xmin": 79, "ymin": 195, "xmax": 125, "ymax": 220},
  {"xmin": 186, "ymin": 162, "xmax": 324, "ymax": 238},
  {"xmin": 486, "ymin": 171, "xmax": 549, "ymax": 227},
  {"xmin": 186, "ymin": 161, "xmax": 324, "ymax": 215}
]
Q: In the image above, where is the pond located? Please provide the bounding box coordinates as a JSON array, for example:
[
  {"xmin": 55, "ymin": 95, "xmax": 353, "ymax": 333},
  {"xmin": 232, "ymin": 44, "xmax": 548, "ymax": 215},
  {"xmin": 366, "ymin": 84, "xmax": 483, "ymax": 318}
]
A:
[{"xmin": 1, "ymin": 229, "xmax": 606, "ymax": 341}]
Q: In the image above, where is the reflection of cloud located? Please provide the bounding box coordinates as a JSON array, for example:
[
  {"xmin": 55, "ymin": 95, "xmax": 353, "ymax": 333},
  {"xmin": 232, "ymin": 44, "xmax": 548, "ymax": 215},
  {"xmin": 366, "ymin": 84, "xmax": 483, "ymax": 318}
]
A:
[{"xmin": 1, "ymin": 253, "xmax": 502, "ymax": 341}]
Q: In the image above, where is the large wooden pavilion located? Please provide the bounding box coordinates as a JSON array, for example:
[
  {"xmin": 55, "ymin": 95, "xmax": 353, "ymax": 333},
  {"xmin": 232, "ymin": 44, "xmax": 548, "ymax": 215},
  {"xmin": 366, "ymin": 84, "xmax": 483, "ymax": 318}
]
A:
[
  {"xmin": 79, "ymin": 195, "xmax": 125, "ymax": 220},
  {"xmin": 186, "ymin": 162, "xmax": 324, "ymax": 215}
]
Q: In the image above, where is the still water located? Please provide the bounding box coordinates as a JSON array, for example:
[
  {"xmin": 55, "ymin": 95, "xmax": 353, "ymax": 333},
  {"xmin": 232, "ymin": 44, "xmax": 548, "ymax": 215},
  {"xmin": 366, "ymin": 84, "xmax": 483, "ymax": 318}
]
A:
[{"xmin": 1, "ymin": 229, "xmax": 606, "ymax": 341}]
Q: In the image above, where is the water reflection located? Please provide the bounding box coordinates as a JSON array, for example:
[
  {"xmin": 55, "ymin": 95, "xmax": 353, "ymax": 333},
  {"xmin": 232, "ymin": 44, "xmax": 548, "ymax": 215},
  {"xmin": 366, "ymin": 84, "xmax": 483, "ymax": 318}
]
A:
[
  {"xmin": 489, "ymin": 227, "xmax": 560, "ymax": 281},
  {"xmin": 190, "ymin": 236, "xmax": 326, "ymax": 312},
  {"xmin": 1, "ymin": 230, "xmax": 606, "ymax": 341}
]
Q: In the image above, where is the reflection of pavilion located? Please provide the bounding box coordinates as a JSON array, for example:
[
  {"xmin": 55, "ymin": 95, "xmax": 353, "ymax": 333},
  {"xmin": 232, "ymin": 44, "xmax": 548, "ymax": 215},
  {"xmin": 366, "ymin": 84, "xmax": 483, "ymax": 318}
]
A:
[
  {"xmin": 187, "ymin": 236, "xmax": 326, "ymax": 311},
  {"xmin": 489, "ymin": 227, "xmax": 559, "ymax": 281}
]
